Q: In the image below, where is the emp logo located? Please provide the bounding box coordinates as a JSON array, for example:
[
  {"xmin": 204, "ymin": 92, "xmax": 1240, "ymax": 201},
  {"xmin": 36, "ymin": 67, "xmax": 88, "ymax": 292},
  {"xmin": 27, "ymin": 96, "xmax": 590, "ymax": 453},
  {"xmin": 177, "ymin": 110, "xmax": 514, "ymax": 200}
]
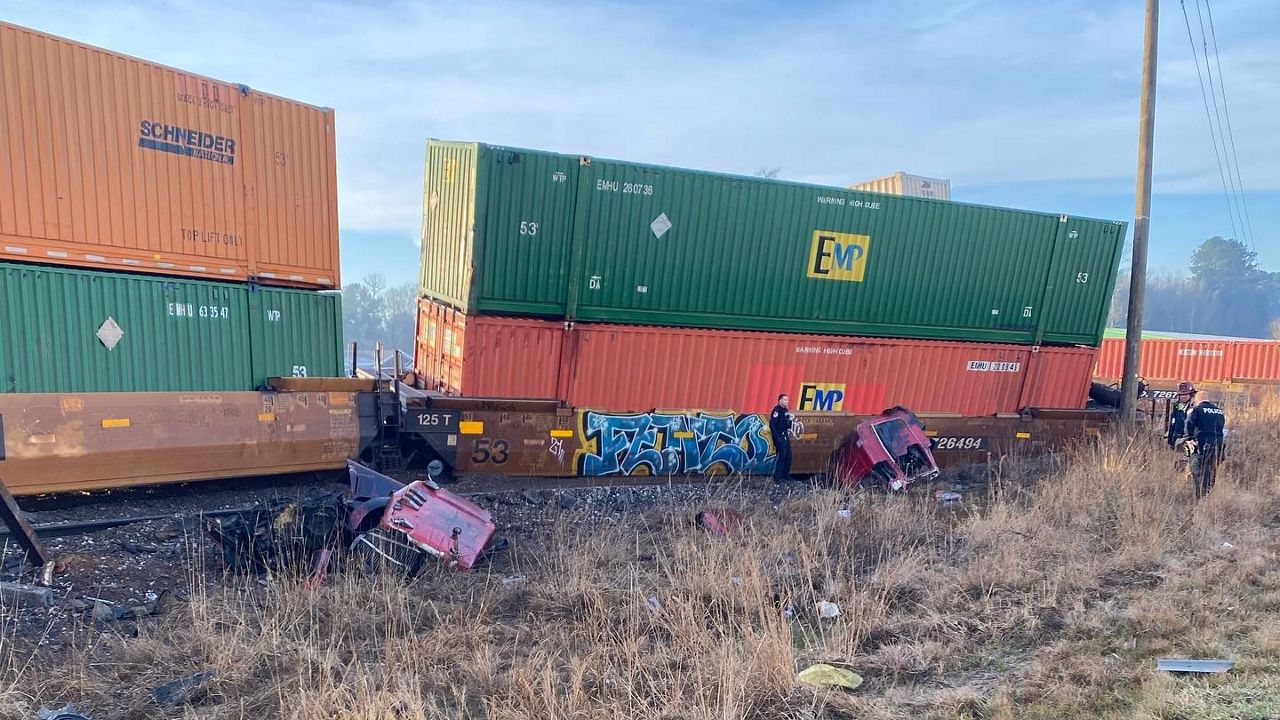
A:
[
  {"xmin": 807, "ymin": 231, "xmax": 870, "ymax": 282},
  {"xmin": 799, "ymin": 382, "xmax": 846, "ymax": 412}
]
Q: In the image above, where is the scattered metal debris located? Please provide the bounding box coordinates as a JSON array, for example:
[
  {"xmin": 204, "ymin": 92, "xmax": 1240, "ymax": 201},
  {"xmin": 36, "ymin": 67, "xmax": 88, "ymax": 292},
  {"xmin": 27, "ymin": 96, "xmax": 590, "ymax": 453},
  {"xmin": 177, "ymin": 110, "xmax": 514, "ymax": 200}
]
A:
[
  {"xmin": 935, "ymin": 491, "xmax": 963, "ymax": 505},
  {"xmin": 796, "ymin": 663, "xmax": 864, "ymax": 690},
  {"xmin": 92, "ymin": 591, "xmax": 165, "ymax": 622},
  {"xmin": 150, "ymin": 670, "xmax": 217, "ymax": 706},
  {"xmin": 207, "ymin": 493, "xmax": 347, "ymax": 575},
  {"xmin": 817, "ymin": 601, "xmax": 842, "ymax": 619},
  {"xmin": 1156, "ymin": 658, "xmax": 1234, "ymax": 674},
  {"xmin": 695, "ymin": 508, "xmax": 744, "ymax": 537},
  {"xmin": 37, "ymin": 705, "xmax": 91, "ymax": 720}
]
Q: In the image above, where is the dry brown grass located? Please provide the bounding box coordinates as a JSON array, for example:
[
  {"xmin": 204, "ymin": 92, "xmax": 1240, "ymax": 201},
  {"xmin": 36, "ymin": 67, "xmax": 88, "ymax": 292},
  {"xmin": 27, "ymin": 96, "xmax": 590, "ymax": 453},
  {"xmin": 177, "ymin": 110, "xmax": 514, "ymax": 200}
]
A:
[{"xmin": 4, "ymin": 399, "xmax": 1280, "ymax": 719}]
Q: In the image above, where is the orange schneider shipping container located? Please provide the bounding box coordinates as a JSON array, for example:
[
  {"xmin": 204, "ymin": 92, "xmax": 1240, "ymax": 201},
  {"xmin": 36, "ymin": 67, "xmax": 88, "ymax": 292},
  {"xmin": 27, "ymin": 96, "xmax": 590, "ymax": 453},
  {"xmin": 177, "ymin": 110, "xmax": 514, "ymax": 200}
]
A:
[
  {"xmin": 0, "ymin": 22, "xmax": 339, "ymax": 287},
  {"xmin": 1096, "ymin": 337, "xmax": 1280, "ymax": 384},
  {"xmin": 417, "ymin": 299, "xmax": 1097, "ymax": 414}
]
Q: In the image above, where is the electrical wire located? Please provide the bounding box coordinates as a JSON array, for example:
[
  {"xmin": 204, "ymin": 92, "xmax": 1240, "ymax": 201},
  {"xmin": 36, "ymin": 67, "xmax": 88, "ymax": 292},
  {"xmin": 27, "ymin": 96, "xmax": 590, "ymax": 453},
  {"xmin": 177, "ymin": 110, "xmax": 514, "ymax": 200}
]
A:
[
  {"xmin": 1204, "ymin": 0, "xmax": 1256, "ymax": 250},
  {"xmin": 1194, "ymin": 0, "xmax": 1249, "ymax": 247},
  {"xmin": 1179, "ymin": 0, "xmax": 1240, "ymax": 243}
]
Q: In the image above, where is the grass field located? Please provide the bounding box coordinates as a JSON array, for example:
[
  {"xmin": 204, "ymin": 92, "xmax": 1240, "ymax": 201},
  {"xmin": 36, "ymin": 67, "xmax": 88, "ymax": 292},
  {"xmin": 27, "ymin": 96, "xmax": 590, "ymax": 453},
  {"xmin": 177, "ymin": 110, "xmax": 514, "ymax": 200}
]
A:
[{"xmin": 4, "ymin": 400, "xmax": 1279, "ymax": 719}]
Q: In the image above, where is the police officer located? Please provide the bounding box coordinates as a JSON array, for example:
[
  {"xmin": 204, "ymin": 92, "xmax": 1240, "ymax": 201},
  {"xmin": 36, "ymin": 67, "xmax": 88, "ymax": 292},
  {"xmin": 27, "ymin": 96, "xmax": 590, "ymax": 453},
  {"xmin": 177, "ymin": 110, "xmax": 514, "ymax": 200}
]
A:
[
  {"xmin": 770, "ymin": 394, "xmax": 794, "ymax": 482},
  {"xmin": 1167, "ymin": 382, "xmax": 1196, "ymax": 449},
  {"xmin": 1183, "ymin": 391, "xmax": 1227, "ymax": 498}
]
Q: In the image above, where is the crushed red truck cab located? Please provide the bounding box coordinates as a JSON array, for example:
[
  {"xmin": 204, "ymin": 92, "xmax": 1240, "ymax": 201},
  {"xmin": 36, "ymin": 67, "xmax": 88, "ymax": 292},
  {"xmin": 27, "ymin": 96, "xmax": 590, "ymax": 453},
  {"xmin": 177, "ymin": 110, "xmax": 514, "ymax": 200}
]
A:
[
  {"xmin": 830, "ymin": 407, "xmax": 940, "ymax": 490},
  {"xmin": 380, "ymin": 480, "xmax": 496, "ymax": 570},
  {"xmin": 347, "ymin": 461, "xmax": 496, "ymax": 572}
]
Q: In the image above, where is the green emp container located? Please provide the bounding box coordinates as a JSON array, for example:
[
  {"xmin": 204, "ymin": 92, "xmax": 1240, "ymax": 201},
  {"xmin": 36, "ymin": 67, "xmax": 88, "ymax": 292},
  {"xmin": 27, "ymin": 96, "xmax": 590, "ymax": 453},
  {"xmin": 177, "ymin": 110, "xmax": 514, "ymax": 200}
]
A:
[
  {"xmin": 420, "ymin": 140, "xmax": 1127, "ymax": 346},
  {"xmin": 0, "ymin": 263, "xmax": 342, "ymax": 393}
]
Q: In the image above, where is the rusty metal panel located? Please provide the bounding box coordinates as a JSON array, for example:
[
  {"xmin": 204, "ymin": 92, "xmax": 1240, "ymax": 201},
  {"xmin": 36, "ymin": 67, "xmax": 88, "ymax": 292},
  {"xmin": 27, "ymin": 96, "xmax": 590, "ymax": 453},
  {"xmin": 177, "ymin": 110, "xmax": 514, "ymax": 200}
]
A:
[
  {"xmin": 420, "ymin": 303, "xmax": 1095, "ymax": 415},
  {"xmin": 0, "ymin": 21, "xmax": 338, "ymax": 288},
  {"xmin": 1, "ymin": 390, "xmax": 359, "ymax": 495},
  {"xmin": 444, "ymin": 405, "xmax": 1112, "ymax": 478}
]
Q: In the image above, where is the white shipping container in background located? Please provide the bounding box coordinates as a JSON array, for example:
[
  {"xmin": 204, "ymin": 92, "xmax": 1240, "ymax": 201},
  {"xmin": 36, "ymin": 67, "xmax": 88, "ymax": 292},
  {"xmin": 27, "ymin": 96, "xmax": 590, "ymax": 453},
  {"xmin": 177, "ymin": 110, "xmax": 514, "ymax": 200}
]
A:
[{"xmin": 851, "ymin": 172, "xmax": 952, "ymax": 200}]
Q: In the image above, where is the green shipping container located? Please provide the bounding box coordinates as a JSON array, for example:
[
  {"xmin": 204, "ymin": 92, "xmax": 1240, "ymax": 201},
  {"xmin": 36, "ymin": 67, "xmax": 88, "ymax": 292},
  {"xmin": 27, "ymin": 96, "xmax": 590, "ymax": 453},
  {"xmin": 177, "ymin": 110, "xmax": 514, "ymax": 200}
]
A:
[
  {"xmin": 248, "ymin": 287, "xmax": 345, "ymax": 382},
  {"xmin": 0, "ymin": 263, "xmax": 342, "ymax": 393},
  {"xmin": 420, "ymin": 140, "xmax": 1127, "ymax": 347}
]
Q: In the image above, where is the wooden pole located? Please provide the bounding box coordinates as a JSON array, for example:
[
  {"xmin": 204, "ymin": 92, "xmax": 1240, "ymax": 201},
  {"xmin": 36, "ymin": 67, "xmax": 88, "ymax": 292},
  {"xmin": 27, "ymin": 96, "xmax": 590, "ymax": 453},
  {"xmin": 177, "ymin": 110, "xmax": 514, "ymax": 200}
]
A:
[{"xmin": 1121, "ymin": 0, "xmax": 1160, "ymax": 430}]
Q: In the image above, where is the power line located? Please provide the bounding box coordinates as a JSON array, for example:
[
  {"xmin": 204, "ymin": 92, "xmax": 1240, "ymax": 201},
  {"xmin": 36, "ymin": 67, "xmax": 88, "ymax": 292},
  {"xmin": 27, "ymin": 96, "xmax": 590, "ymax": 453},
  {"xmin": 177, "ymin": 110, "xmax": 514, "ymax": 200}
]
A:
[
  {"xmin": 1180, "ymin": 0, "xmax": 1240, "ymax": 243},
  {"xmin": 1204, "ymin": 0, "xmax": 1257, "ymax": 250},
  {"xmin": 1194, "ymin": 0, "xmax": 1249, "ymax": 247}
]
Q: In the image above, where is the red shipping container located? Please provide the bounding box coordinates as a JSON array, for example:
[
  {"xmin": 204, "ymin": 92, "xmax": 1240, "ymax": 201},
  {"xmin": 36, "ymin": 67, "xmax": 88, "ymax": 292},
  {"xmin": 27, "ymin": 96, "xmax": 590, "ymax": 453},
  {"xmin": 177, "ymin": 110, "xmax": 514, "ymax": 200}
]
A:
[
  {"xmin": 1097, "ymin": 337, "xmax": 1232, "ymax": 383},
  {"xmin": 416, "ymin": 299, "xmax": 1096, "ymax": 414},
  {"xmin": 1230, "ymin": 341, "xmax": 1280, "ymax": 382},
  {"xmin": 1096, "ymin": 337, "xmax": 1280, "ymax": 384}
]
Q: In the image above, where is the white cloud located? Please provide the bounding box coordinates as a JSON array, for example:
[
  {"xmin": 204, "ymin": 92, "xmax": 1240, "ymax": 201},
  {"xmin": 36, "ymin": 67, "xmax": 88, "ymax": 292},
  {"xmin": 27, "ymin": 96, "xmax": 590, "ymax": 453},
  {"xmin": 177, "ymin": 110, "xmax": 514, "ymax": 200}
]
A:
[{"xmin": 6, "ymin": 0, "xmax": 1278, "ymax": 243}]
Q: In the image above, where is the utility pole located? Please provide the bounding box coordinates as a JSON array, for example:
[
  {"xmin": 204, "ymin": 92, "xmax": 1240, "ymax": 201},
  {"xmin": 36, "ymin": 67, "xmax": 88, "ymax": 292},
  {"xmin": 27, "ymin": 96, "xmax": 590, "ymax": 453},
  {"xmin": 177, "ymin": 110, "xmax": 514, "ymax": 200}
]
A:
[{"xmin": 1121, "ymin": 0, "xmax": 1159, "ymax": 430}]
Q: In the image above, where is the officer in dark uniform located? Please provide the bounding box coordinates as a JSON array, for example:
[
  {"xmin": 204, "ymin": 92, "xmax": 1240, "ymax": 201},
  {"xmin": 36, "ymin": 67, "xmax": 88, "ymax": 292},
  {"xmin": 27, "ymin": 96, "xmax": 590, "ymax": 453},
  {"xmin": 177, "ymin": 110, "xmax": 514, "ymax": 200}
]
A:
[
  {"xmin": 1183, "ymin": 391, "xmax": 1227, "ymax": 498},
  {"xmin": 1167, "ymin": 382, "xmax": 1196, "ymax": 449},
  {"xmin": 770, "ymin": 394, "xmax": 794, "ymax": 482}
]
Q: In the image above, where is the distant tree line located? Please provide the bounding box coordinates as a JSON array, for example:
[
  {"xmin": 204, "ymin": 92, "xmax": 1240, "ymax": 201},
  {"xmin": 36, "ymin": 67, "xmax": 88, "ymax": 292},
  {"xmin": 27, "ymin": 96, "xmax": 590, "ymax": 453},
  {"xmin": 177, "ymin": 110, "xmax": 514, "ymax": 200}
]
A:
[
  {"xmin": 342, "ymin": 274, "xmax": 417, "ymax": 364},
  {"xmin": 1109, "ymin": 237, "xmax": 1280, "ymax": 339}
]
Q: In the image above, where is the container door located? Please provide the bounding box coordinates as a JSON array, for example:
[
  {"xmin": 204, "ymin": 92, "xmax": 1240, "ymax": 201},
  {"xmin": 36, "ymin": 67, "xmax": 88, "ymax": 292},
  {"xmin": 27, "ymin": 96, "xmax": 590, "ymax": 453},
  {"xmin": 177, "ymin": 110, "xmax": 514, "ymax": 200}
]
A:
[
  {"xmin": 471, "ymin": 147, "xmax": 580, "ymax": 316},
  {"xmin": 248, "ymin": 287, "xmax": 344, "ymax": 386},
  {"xmin": 1039, "ymin": 218, "xmax": 1127, "ymax": 346}
]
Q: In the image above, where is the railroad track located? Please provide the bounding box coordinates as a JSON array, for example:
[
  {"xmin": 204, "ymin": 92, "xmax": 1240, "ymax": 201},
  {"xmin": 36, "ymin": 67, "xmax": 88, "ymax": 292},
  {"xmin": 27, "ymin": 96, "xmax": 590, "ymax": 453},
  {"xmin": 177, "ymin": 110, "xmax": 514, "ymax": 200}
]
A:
[{"xmin": 1, "ymin": 471, "xmax": 797, "ymax": 541}]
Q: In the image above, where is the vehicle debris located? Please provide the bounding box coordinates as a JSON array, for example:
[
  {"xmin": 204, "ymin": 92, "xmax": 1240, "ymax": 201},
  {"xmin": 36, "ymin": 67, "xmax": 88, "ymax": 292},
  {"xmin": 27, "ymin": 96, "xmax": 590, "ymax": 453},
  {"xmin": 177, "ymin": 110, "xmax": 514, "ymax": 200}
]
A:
[
  {"xmin": 208, "ymin": 493, "xmax": 347, "ymax": 575},
  {"xmin": 37, "ymin": 705, "xmax": 91, "ymax": 720},
  {"xmin": 501, "ymin": 574, "xmax": 527, "ymax": 586},
  {"xmin": 796, "ymin": 663, "xmax": 864, "ymax": 691},
  {"xmin": 695, "ymin": 508, "xmax": 744, "ymax": 537},
  {"xmin": 935, "ymin": 491, "xmax": 963, "ymax": 505},
  {"xmin": 348, "ymin": 461, "xmax": 496, "ymax": 575},
  {"xmin": 830, "ymin": 407, "xmax": 940, "ymax": 491},
  {"xmin": 1156, "ymin": 658, "xmax": 1234, "ymax": 674},
  {"xmin": 151, "ymin": 670, "xmax": 217, "ymax": 706},
  {"xmin": 91, "ymin": 591, "xmax": 164, "ymax": 622}
]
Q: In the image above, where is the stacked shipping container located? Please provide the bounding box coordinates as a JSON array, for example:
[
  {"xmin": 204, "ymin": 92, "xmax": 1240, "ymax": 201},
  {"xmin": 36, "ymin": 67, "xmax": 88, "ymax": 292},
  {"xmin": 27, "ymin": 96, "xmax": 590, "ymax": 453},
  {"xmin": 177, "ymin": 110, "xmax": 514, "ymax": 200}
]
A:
[
  {"xmin": 416, "ymin": 140, "xmax": 1128, "ymax": 414},
  {"xmin": 0, "ymin": 23, "xmax": 343, "ymax": 392},
  {"xmin": 1096, "ymin": 336, "xmax": 1280, "ymax": 385}
]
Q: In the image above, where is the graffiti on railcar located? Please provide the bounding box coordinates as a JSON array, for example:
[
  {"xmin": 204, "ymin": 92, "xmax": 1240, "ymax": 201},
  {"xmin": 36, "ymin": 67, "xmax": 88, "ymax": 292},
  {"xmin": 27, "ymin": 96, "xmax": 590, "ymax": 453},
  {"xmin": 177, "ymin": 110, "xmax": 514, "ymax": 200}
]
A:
[{"xmin": 576, "ymin": 410, "xmax": 776, "ymax": 476}]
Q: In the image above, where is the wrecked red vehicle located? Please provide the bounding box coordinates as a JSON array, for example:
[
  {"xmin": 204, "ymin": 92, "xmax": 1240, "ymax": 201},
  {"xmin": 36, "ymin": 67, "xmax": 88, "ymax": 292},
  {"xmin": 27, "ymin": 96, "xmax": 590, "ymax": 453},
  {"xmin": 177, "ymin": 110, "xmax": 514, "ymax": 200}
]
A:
[
  {"xmin": 830, "ymin": 407, "xmax": 939, "ymax": 491},
  {"xmin": 348, "ymin": 461, "xmax": 496, "ymax": 573}
]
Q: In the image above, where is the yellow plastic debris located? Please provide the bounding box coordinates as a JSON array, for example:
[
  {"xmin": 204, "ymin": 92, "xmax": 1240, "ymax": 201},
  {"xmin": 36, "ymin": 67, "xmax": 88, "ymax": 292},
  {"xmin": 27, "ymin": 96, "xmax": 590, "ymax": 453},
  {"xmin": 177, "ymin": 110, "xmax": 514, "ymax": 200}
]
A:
[{"xmin": 796, "ymin": 663, "xmax": 864, "ymax": 691}]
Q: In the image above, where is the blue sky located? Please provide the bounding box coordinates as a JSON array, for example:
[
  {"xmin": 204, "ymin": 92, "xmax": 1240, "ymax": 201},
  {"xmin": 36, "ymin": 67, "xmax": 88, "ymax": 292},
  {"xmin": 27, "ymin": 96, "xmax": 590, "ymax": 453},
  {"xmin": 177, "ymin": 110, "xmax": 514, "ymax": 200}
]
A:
[{"xmin": 7, "ymin": 0, "xmax": 1276, "ymax": 287}]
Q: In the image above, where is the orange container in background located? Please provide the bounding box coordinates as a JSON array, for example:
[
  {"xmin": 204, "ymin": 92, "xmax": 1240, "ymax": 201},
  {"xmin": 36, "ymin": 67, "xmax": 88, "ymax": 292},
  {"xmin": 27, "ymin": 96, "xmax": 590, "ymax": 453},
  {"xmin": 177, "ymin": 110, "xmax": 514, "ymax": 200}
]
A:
[
  {"xmin": 1096, "ymin": 336, "xmax": 1280, "ymax": 384},
  {"xmin": 0, "ymin": 22, "xmax": 339, "ymax": 287},
  {"xmin": 416, "ymin": 298, "xmax": 1097, "ymax": 414}
]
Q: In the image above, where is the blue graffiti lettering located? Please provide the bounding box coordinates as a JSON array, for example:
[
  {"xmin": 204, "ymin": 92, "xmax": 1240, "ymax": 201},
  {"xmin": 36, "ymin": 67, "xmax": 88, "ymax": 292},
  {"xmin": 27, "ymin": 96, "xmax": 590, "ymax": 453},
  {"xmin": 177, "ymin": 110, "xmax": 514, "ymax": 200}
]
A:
[{"xmin": 578, "ymin": 411, "xmax": 775, "ymax": 477}]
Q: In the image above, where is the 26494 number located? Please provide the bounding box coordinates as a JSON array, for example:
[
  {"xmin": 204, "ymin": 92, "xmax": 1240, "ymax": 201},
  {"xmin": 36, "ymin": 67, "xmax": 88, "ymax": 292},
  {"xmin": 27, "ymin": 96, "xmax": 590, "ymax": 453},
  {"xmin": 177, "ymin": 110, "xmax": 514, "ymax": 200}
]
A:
[{"xmin": 932, "ymin": 436, "xmax": 986, "ymax": 451}]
